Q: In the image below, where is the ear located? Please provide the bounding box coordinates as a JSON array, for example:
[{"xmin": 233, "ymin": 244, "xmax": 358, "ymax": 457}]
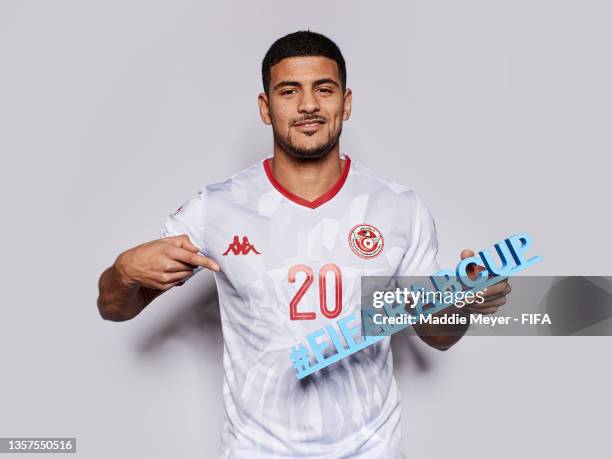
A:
[
  {"xmin": 258, "ymin": 92, "xmax": 272, "ymax": 125},
  {"xmin": 342, "ymin": 88, "xmax": 352, "ymax": 121}
]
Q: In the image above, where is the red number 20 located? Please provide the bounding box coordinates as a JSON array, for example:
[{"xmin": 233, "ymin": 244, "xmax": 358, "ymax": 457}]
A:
[{"xmin": 288, "ymin": 263, "xmax": 342, "ymax": 320}]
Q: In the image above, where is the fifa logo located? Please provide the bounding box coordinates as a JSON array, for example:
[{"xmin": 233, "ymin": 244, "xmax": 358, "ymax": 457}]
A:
[{"xmin": 222, "ymin": 236, "xmax": 262, "ymax": 256}]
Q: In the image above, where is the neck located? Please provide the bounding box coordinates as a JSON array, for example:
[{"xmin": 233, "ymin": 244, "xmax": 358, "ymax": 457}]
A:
[{"xmin": 269, "ymin": 143, "xmax": 344, "ymax": 202}]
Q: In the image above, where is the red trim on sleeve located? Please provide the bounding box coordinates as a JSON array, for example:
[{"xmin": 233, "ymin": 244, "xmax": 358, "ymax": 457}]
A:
[{"xmin": 263, "ymin": 155, "xmax": 351, "ymax": 209}]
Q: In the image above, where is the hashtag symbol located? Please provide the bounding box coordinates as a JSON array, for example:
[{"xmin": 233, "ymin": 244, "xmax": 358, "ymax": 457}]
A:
[{"xmin": 290, "ymin": 344, "xmax": 311, "ymax": 375}]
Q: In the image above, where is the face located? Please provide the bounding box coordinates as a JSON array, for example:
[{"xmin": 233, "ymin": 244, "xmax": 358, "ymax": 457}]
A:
[{"xmin": 258, "ymin": 56, "xmax": 352, "ymax": 160}]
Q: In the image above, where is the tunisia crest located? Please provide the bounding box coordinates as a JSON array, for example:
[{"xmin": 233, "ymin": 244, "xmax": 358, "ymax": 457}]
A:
[{"xmin": 348, "ymin": 224, "xmax": 384, "ymax": 259}]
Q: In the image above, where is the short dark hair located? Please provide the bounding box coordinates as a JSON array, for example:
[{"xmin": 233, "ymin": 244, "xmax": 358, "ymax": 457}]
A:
[{"xmin": 261, "ymin": 30, "xmax": 347, "ymax": 96}]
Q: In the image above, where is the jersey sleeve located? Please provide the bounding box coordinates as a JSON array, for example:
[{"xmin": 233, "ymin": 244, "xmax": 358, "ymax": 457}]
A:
[
  {"xmin": 395, "ymin": 192, "xmax": 440, "ymax": 277},
  {"xmin": 160, "ymin": 188, "xmax": 208, "ymax": 282}
]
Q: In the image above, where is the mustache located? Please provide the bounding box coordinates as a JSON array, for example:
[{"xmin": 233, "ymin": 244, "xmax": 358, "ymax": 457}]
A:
[{"xmin": 290, "ymin": 115, "xmax": 327, "ymax": 126}]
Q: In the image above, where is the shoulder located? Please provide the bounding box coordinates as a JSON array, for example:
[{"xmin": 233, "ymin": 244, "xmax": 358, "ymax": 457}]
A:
[
  {"xmin": 201, "ymin": 158, "xmax": 268, "ymax": 204},
  {"xmin": 348, "ymin": 159, "xmax": 437, "ymax": 249},
  {"xmin": 161, "ymin": 159, "xmax": 268, "ymax": 251},
  {"xmin": 349, "ymin": 159, "xmax": 430, "ymax": 214},
  {"xmin": 164, "ymin": 158, "xmax": 267, "ymax": 224}
]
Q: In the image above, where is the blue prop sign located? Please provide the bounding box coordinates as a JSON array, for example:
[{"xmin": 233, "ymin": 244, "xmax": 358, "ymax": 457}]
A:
[{"xmin": 290, "ymin": 233, "xmax": 542, "ymax": 379}]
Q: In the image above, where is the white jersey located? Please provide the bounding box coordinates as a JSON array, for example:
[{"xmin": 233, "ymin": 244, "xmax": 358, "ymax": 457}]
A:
[{"xmin": 161, "ymin": 153, "xmax": 440, "ymax": 458}]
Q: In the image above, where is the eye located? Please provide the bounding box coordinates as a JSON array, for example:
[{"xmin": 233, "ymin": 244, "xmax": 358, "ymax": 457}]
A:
[
  {"xmin": 281, "ymin": 89, "xmax": 298, "ymax": 96},
  {"xmin": 317, "ymin": 87, "xmax": 333, "ymax": 94}
]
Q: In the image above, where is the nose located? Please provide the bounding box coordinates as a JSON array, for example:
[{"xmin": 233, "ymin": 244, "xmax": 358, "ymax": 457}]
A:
[{"xmin": 297, "ymin": 89, "xmax": 320, "ymax": 114}]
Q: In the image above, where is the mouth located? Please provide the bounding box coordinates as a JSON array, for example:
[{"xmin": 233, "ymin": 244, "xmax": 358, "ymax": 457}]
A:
[{"xmin": 292, "ymin": 119, "xmax": 326, "ymax": 134}]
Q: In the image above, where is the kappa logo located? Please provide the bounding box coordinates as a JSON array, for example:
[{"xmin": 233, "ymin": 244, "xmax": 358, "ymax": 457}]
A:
[
  {"xmin": 348, "ymin": 224, "xmax": 384, "ymax": 259},
  {"xmin": 222, "ymin": 236, "xmax": 262, "ymax": 256}
]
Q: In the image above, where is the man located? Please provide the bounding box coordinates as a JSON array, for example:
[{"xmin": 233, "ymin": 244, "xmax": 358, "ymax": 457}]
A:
[{"xmin": 97, "ymin": 31, "xmax": 510, "ymax": 458}]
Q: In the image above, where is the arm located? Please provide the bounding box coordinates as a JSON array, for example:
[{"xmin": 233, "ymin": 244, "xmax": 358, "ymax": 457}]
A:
[
  {"xmin": 395, "ymin": 193, "xmax": 510, "ymax": 350},
  {"xmin": 97, "ymin": 235, "xmax": 219, "ymax": 322},
  {"xmin": 413, "ymin": 249, "xmax": 511, "ymax": 350}
]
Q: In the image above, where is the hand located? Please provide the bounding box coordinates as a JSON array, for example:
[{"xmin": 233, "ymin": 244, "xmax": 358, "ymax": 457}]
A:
[
  {"xmin": 459, "ymin": 249, "xmax": 511, "ymax": 315},
  {"xmin": 115, "ymin": 235, "xmax": 220, "ymax": 291}
]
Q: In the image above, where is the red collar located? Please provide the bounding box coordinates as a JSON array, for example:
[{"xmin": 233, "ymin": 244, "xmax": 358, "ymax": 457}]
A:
[{"xmin": 263, "ymin": 155, "xmax": 351, "ymax": 209}]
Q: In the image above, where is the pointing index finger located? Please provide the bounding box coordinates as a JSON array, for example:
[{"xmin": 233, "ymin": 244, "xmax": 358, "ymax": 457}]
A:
[{"xmin": 169, "ymin": 246, "xmax": 220, "ymax": 272}]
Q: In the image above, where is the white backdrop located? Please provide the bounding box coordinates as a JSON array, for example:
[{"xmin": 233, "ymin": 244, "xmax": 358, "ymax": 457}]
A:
[{"xmin": 1, "ymin": 1, "xmax": 610, "ymax": 458}]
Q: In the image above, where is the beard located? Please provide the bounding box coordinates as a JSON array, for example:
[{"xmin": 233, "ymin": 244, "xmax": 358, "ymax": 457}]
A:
[{"xmin": 273, "ymin": 122, "xmax": 342, "ymax": 160}]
